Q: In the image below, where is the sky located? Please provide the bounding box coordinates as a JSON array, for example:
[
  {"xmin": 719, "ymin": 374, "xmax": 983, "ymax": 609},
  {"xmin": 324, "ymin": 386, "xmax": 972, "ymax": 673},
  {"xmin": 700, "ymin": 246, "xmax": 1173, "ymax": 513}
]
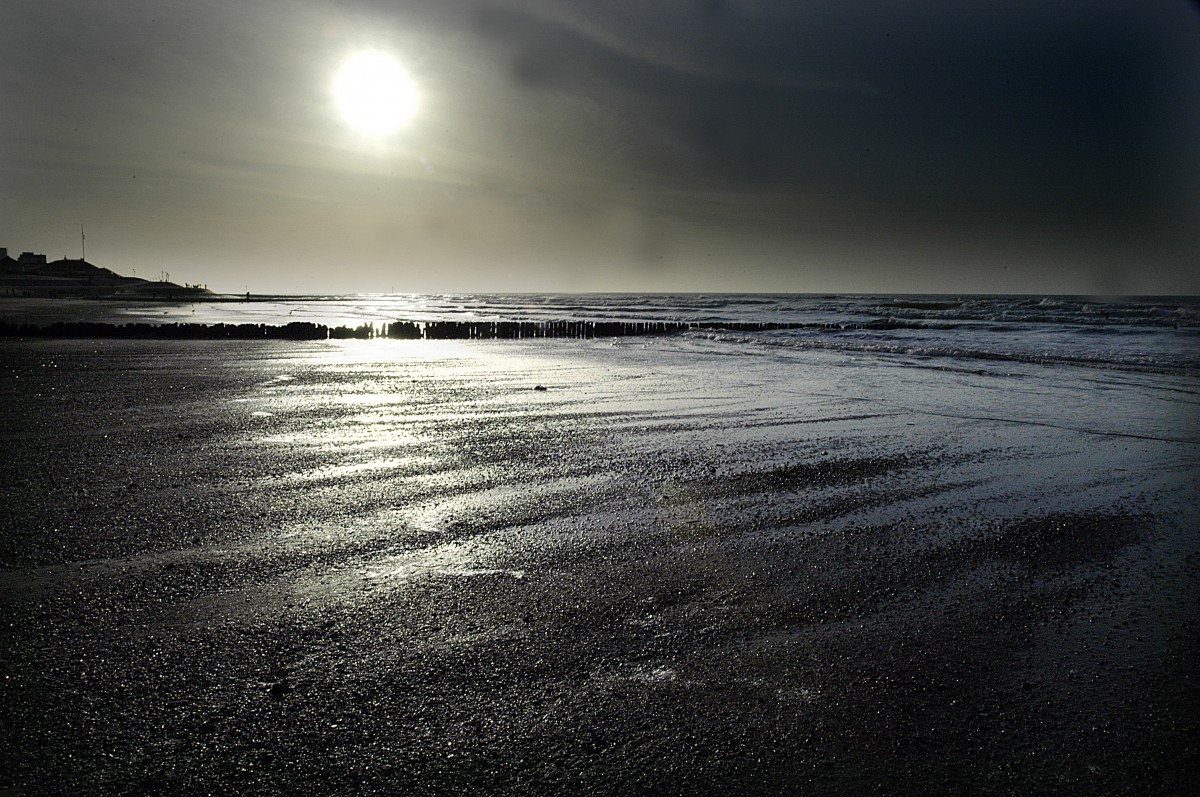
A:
[{"xmin": 2, "ymin": 0, "xmax": 1199, "ymax": 295}]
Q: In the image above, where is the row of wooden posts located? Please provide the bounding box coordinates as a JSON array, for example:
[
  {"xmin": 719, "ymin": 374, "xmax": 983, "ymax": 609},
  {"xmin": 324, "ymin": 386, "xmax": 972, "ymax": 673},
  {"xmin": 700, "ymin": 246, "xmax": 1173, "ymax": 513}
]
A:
[{"xmin": 0, "ymin": 318, "xmax": 911, "ymax": 340}]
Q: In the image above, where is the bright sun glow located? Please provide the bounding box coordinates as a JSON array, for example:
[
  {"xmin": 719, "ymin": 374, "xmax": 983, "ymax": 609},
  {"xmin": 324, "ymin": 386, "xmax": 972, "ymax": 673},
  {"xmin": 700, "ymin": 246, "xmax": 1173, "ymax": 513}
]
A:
[{"xmin": 333, "ymin": 51, "xmax": 419, "ymax": 135}]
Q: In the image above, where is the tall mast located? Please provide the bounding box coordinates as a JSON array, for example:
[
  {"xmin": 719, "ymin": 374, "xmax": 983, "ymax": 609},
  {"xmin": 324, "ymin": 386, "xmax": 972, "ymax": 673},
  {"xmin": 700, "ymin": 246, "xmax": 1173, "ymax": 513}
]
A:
[{"xmin": 81, "ymin": 225, "xmax": 86, "ymax": 261}]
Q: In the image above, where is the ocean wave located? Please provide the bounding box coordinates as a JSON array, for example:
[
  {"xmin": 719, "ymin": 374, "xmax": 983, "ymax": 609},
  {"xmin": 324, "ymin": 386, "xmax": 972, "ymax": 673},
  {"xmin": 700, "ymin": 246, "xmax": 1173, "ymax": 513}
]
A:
[
  {"xmin": 681, "ymin": 328, "xmax": 1200, "ymax": 377},
  {"xmin": 5, "ymin": 294, "xmax": 1197, "ymax": 375}
]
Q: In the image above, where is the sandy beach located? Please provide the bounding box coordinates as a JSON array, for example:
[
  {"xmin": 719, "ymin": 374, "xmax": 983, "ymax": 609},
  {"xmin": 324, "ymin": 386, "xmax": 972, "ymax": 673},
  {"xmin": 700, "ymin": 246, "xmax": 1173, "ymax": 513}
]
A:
[{"xmin": 2, "ymin": 336, "xmax": 1197, "ymax": 795}]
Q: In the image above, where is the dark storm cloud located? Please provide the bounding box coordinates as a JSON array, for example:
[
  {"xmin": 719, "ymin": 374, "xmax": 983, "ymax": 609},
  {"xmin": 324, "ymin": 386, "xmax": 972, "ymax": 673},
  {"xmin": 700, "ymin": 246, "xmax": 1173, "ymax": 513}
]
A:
[{"xmin": 464, "ymin": 0, "xmax": 1189, "ymax": 234}]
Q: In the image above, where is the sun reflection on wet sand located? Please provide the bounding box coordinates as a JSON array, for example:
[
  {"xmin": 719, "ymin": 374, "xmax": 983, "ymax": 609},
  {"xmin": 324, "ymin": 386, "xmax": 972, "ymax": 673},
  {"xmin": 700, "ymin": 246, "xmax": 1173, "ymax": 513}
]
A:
[{"xmin": 283, "ymin": 457, "xmax": 422, "ymax": 482}]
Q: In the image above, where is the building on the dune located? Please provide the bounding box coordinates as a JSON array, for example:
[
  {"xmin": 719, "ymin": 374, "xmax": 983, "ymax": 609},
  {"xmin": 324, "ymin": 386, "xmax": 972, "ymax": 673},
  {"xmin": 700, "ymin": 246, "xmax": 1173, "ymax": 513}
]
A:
[
  {"xmin": 0, "ymin": 248, "xmax": 20, "ymax": 275},
  {"xmin": 1, "ymin": 249, "xmax": 50, "ymax": 275}
]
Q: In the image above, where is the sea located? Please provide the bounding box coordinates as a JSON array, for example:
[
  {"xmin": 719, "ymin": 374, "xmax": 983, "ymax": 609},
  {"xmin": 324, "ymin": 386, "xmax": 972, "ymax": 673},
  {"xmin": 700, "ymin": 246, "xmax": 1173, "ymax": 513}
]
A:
[{"xmin": 6, "ymin": 292, "xmax": 1199, "ymax": 377}]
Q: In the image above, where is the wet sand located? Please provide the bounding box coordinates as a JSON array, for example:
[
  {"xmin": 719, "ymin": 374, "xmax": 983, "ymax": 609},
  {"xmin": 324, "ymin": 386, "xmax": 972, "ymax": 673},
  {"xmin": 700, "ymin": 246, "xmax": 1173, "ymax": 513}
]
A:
[{"xmin": 2, "ymin": 338, "xmax": 1197, "ymax": 795}]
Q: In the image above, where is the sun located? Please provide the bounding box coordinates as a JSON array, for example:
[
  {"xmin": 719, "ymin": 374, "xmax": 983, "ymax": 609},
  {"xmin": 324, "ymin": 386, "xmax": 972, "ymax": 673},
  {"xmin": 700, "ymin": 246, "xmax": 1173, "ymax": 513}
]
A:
[{"xmin": 333, "ymin": 51, "xmax": 419, "ymax": 136}]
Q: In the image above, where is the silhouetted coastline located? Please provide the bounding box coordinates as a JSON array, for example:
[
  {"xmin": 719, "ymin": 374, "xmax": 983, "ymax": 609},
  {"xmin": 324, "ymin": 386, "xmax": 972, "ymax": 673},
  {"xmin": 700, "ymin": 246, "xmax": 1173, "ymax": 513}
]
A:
[{"xmin": 0, "ymin": 248, "xmax": 213, "ymax": 300}]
